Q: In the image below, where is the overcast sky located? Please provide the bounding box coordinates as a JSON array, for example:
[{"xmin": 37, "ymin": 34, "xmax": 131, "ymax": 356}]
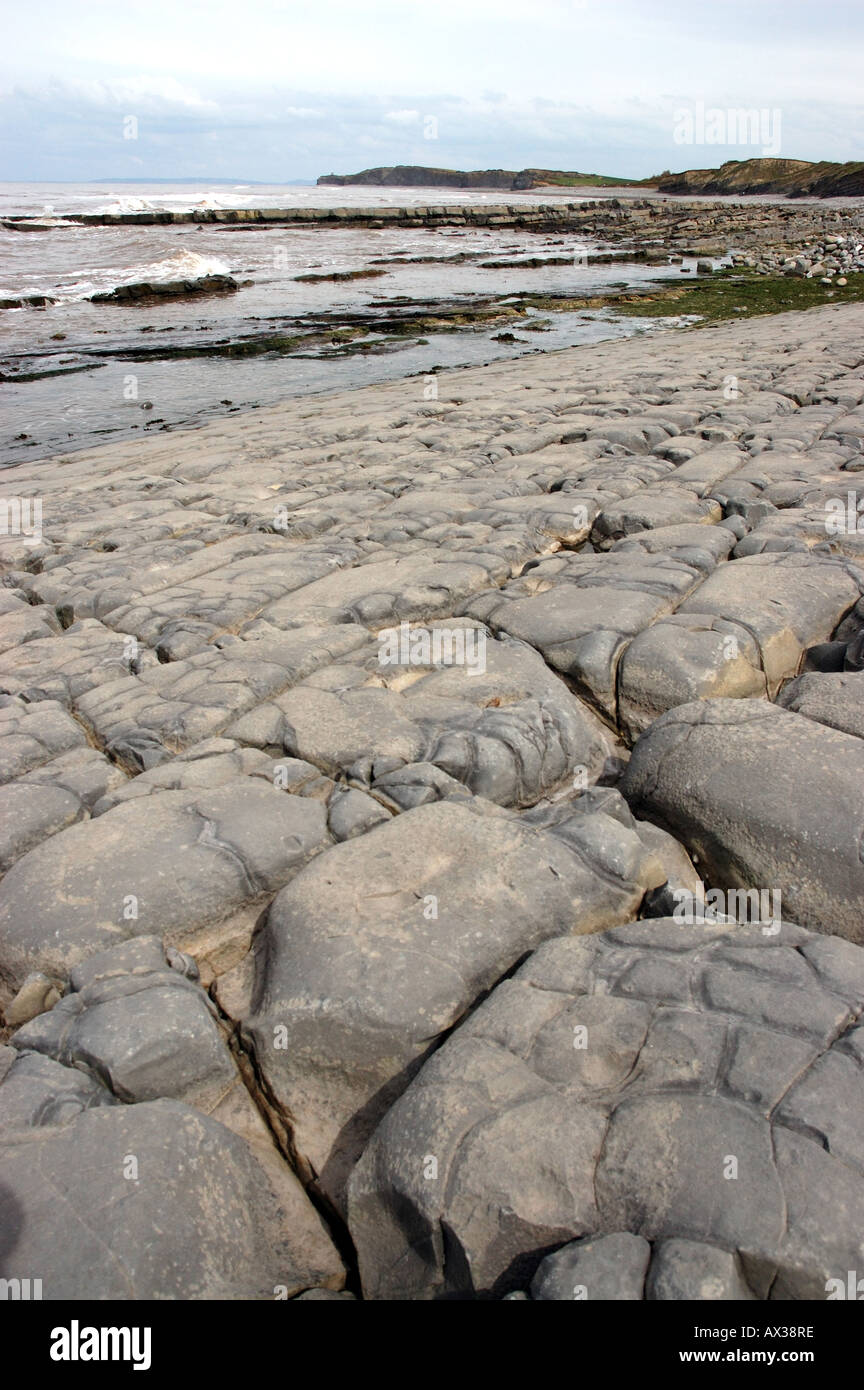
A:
[{"xmin": 1, "ymin": 0, "xmax": 862, "ymax": 182}]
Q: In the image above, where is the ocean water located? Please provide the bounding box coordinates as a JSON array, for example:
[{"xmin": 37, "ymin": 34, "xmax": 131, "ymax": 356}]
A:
[{"xmin": 1, "ymin": 181, "xmax": 714, "ymax": 465}]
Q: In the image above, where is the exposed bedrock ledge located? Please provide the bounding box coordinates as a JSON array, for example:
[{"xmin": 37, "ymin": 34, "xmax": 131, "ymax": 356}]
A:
[
  {"xmin": 90, "ymin": 274, "xmax": 240, "ymax": 304},
  {"xmin": 2, "ymin": 303, "xmax": 864, "ymax": 1299}
]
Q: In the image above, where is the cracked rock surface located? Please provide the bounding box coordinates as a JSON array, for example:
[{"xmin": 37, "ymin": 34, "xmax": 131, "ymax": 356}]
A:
[
  {"xmin": 2, "ymin": 301, "xmax": 864, "ymax": 1299},
  {"xmin": 349, "ymin": 919, "xmax": 864, "ymax": 1299}
]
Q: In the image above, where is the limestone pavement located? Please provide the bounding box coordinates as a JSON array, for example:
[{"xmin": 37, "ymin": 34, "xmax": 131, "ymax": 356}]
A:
[{"xmin": 1, "ymin": 302, "xmax": 863, "ymax": 1299}]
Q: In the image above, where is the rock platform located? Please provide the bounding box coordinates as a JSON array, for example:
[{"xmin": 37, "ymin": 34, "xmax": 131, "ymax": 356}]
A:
[{"xmin": 1, "ymin": 302, "xmax": 863, "ymax": 1299}]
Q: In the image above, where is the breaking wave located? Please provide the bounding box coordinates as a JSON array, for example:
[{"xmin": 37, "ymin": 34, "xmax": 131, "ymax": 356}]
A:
[{"xmin": 44, "ymin": 248, "xmax": 234, "ymax": 304}]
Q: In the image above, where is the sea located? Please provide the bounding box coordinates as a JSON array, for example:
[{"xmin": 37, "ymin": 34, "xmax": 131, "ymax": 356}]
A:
[{"xmin": 1, "ymin": 180, "xmax": 721, "ymax": 465}]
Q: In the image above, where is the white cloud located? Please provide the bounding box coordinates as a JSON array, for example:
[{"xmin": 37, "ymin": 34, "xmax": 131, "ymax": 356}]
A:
[{"xmin": 1, "ymin": 1, "xmax": 861, "ymax": 180}]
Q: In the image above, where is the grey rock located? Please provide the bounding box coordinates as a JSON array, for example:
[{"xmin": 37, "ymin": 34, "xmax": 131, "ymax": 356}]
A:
[
  {"xmin": 777, "ymin": 669, "xmax": 864, "ymax": 740},
  {"xmin": 0, "ymin": 1099, "xmax": 341, "ymax": 1299},
  {"xmin": 0, "ymin": 780, "xmax": 332, "ymax": 998},
  {"xmin": 246, "ymin": 799, "xmax": 664, "ymax": 1207},
  {"xmin": 6, "ymin": 291, "xmax": 864, "ymax": 1305},
  {"xmin": 618, "ymin": 613, "xmax": 767, "ymax": 739},
  {"xmin": 0, "ymin": 782, "xmax": 85, "ymax": 872},
  {"xmin": 621, "ymin": 699, "xmax": 864, "ymax": 940},
  {"xmin": 326, "ymin": 787, "xmax": 392, "ymax": 841},
  {"xmin": 462, "ymin": 551, "xmax": 704, "ymax": 719},
  {"xmin": 530, "ymin": 1232, "xmax": 651, "ymax": 1300},
  {"xmin": 677, "ymin": 553, "xmax": 861, "ymax": 692},
  {"xmin": 348, "ymin": 919, "xmax": 864, "ymax": 1299},
  {"xmin": 12, "ymin": 937, "xmax": 237, "ymax": 1108},
  {"xmin": 270, "ymin": 628, "xmax": 618, "ymax": 807},
  {"xmin": 647, "ymin": 1239, "xmax": 755, "ymax": 1300},
  {"xmin": 0, "ymin": 1050, "xmax": 116, "ymax": 1130}
]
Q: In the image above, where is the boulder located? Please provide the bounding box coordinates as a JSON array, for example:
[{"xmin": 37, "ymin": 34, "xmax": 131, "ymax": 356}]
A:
[
  {"xmin": 621, "ymin": 699, "xmax": 864, "ymax": 940},
  {"xmin": 530, "ymin": 1232, "xmax": 651, "ymax": 1300}
]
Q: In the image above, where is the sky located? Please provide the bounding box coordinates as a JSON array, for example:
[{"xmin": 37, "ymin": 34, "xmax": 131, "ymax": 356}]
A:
[{"xmin": 1, "ymin": 0, "xmax": 862, "ymax": 183}]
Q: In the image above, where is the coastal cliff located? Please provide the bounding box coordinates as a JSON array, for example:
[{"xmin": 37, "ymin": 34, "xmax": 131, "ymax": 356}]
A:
[{"xmin": 319, "ymin": 158, "xmax": 864, "ymax": 197}]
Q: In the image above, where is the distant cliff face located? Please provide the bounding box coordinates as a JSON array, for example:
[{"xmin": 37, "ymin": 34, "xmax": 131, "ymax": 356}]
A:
[
  {"xmin": 318, "ymin": 166, "xmax": 524, "ymax": 189},
  {"xmin": 656, "ymin": 158, "xmax": 864, "ymax": 197},
  {"xmin": 316, "ymin": 165, "xmax": 638, "ymax": 190},
  {"xmin": 318, "ymin": 160, "xmax": 864, "ymax": 198}
]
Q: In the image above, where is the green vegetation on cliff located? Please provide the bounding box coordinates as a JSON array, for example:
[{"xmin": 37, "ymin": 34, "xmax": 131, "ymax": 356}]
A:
[{"xmin": 317, "ymin": 164, "xmax": 646, "ymax": 190}]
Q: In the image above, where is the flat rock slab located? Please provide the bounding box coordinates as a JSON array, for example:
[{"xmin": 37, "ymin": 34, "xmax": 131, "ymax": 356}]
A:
[
  {"xmin": 0, "ymin": 1097, "xmax": 338, "ymax": 1298},
  {"xmin": 257, "ymin": 550, "xmax": 513, "ymax": 631},
  {"xmin": 593, "ymin": 489, "xmax": 722, "ymax": 544},
  {"xmin": 621, "ymin": 699, "xmax": 864, "ymax": 941},
  {"xmin": 463, "ymin": 550, "xmax": 706, "ymax": 719},
  {"xmin": 677, "ymin": 552, "xmax": 862, "ymax": 691},
  {"xmin": 0, "ymin": 780, "xmax": 331, "ymax": 998},
  {"xmin": 618, "ymin": 613, "xmax": 768, "ymax": 739},
  {"xmin": 348, "ymin": 918, "xmax": 864, "ymax": 1299},
  {"xmin": 244, "ymin": 798, "xmax": 666, "ymax": 1206},
  {"xmin": 3, "ymin": 302, "xmax": 864, "ymax": 1301}
]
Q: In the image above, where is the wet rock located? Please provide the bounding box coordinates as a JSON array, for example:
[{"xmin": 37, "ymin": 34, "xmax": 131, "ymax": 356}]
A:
[{"xmin": 91, "ymin": 274, "xmax": 239, "ymax": 304}]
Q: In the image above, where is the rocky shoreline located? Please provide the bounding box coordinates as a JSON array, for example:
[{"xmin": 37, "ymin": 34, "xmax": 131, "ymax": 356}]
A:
[
  {"xmin": 1, "ymin": 301, "xmax": 863, "ymax": 1300},
  {"xmin": 6, "ymin": 196, "xmax": 864, "ymax": 246}
]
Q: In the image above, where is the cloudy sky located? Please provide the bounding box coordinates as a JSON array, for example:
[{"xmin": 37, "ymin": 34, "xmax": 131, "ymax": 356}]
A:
[{"xmin": 1, "ymin": 0, "xmax": 862, "ymax": 183}]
